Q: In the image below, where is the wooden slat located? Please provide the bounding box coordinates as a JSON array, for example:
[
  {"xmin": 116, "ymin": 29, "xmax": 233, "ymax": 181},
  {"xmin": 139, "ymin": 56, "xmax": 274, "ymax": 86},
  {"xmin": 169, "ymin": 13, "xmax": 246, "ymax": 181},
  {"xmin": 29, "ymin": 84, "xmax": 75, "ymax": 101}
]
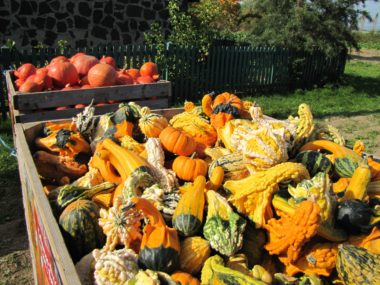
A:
[
  {"xmin": 10, "ymin": 76, "xmax": 170, "ymax": 111},
  {"xmin": 15, "ymin": 98, "xmax": 169, "ymax": 123},
  {"xmin": 15, "ymin": 124, "xmax": 82, "ymax": 285}
]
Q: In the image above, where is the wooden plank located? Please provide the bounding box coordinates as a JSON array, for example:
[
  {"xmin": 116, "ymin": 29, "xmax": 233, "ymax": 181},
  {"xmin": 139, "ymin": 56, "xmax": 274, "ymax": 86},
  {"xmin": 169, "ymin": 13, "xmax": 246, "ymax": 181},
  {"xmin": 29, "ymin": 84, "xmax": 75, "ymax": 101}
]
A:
[
  {"xmin": 15, "ymin": 97, "xmax": 169, "ymax": 123},
  {"xmin": 9, "ymin": 72, "xmax": 170, "ymax": 111},
  {"xmin": 21, "ymin": 107, "xmax": 183, "ymax": 130},
  {"xmin": 15, "ymin": 124, "xmax": 82, "ymax": 285}
]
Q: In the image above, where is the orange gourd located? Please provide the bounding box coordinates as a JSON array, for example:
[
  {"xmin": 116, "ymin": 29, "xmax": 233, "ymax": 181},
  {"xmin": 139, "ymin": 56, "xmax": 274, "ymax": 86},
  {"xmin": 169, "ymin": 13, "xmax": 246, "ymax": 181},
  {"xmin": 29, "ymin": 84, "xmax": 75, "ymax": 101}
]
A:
[
  {"xmin": 172, "ymin": 153, "xmax": 208, "ymax": 182},
  {"xmin": 131, "ymin": 197, "xmax": 180, "ymax": 273},
  {"xmin": 206, "ymin": 166, "xmax": 224, "ymax": 190},
  {"xmin": 201, "ymin": 92, "xmax": 243, "ymax": 128},
  {"xmin": 171, "ymin": 272, "xmax": 200, "ymax": 285},
  {"xmin": 159, "ymin": 126, "xmax": 197, "ymax": 156}
]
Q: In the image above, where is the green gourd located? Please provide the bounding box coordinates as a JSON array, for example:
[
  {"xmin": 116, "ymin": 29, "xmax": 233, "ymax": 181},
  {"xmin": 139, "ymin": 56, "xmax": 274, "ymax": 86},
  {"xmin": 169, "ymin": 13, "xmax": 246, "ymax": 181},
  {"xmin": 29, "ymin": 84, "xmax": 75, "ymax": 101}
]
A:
[{"xmin": 59, "ymin": 200, "xmax": 105, "ymax": 261}]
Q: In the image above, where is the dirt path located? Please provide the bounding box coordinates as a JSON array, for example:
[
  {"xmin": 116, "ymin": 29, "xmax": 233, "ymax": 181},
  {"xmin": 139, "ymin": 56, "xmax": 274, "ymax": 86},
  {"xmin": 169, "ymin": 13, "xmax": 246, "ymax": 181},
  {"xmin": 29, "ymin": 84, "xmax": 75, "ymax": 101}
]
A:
[
  {"xmin": 319, "ymin": 114, "xmax": 380, "ymax": 157},
  {"xmin": 349, "ymin": 48, "xmax": 380, "ymax": 63}
]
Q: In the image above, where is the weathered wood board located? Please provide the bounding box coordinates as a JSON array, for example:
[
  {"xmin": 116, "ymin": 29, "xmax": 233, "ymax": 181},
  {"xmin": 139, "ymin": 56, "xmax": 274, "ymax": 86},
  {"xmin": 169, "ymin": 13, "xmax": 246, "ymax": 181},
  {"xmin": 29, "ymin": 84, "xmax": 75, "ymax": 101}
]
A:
[{"xmin": 6, "ymin": 71, "xmax": 171, "ymax": 124}]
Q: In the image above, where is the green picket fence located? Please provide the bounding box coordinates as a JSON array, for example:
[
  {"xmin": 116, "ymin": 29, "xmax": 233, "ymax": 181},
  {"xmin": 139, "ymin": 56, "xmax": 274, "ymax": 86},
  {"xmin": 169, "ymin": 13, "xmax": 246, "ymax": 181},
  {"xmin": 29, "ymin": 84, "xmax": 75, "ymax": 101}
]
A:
[{"xmin": 0, "ymin": 44, "xmax": 347, "ymax": 119}]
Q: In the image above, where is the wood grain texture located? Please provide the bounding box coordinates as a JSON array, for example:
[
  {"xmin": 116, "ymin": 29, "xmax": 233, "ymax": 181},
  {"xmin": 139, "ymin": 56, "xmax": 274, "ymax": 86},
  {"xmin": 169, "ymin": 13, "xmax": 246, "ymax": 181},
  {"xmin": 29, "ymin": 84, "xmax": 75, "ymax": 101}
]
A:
[
  {"xmin": 14, "ymin": 98, "xmax": 169, "ymax": 123},
  {"xmin": 6, "ymin": 71, "xmax": 170, "ymax": 110},
  {"xmin": 15, "ymin": 124, "xmax": 82, "ymax": 285}
]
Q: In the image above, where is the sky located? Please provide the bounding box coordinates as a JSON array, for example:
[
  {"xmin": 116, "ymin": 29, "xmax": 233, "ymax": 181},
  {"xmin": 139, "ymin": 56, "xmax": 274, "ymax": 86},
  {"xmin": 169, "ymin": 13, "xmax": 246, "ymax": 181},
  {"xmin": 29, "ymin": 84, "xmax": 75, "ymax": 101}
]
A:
[{"xmin": 358, "ymin": 0, "xmax": 380, "ymax": 31}]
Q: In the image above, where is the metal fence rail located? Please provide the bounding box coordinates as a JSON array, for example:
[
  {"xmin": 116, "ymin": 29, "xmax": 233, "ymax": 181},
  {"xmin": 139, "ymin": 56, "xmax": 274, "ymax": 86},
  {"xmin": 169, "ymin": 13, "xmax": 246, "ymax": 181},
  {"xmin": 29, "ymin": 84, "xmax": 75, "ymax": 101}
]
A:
[{"xmin": 0, "ymin": 45, "xmax": 347, "ymax": 119}]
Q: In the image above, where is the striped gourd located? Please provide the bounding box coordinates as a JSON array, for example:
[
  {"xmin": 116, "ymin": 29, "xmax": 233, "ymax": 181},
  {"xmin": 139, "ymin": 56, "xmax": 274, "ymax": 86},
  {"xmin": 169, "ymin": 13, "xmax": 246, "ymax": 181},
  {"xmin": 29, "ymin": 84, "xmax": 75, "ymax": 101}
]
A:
[
  {"xmin": 336, "ymin": 244, "xmax": 380, "ymax": 285},
  {"xmin": 295, "ymin": 150, "xmax": 332, "ymax": 176},
  {"xmin": 208, "ymin": 153, "xmax": 250, "ymax": 181},
  {"xmin": 334, "ymin": 156, "xmax": 359, "ymax": 178},
  {"xmin": 59, "ymin": 200, "xmax": 105, "ymax": 261},
  {"xmin": 179, "ymin": 236, "xmax": 211, "ymax": 275}
]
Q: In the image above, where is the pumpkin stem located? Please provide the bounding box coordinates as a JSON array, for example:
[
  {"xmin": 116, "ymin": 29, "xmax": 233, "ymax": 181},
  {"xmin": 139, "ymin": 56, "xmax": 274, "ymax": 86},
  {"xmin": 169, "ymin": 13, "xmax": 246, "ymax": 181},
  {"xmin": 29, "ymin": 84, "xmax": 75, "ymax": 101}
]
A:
[{"xmin": 190, "ymin": 152, "xmax": 197, "ymax": 159}]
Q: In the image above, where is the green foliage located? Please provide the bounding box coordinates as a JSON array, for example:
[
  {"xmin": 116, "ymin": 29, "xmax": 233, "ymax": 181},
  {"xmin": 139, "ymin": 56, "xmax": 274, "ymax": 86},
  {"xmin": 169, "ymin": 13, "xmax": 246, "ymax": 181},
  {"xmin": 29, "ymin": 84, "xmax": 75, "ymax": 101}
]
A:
[
  {"xmin": 57, "ymin": 40, "xmax": 70, "ymax": 54},
  {"xmin": 144, "ymin": 0, "xmax": 242, "ymax": 56},
  {"xmin": 355, "ymin": 31, "xmax": 380, "ymax": 50},
  {"xmin": 33, "ymin": 41, "xmax": 47, "ymax": 49},
  {"xmin": 243, "ymin": 0, "xmax": 371, "ymax": 56},
  {"xmin": 4, "ymin": 39, "xmax": 15, "ymax": 49}
]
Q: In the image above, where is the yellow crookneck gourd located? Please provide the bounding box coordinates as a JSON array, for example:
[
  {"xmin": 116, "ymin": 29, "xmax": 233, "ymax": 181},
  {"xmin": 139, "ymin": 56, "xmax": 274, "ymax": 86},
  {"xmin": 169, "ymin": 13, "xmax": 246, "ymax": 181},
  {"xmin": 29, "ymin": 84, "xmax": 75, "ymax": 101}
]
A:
[
  {"xmin": 343, "ymin": 159, "xmax": 372, "ymax": 201},
  {"xmin": 224, "ymin": 162, "xmax": 310, "ymax": 228},
  {"xmin": 287, "ymin": 103, "xmax": 315, "ymax": 149},
  {"xmin": 94, "ymin": 138, "xmax": 151, "ymax": 181}
]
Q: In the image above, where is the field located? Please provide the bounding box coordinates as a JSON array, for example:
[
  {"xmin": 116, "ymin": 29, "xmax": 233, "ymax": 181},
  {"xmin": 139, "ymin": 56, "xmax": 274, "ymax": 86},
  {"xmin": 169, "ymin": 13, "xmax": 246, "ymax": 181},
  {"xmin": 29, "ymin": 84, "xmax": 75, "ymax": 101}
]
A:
[
  {"xmin": 0, "ymin": 59, "xmax": 379, "ymax": 284},
  {"xmin": 355, "ymin": 31, "xmax": 380, "ymax": 50}
]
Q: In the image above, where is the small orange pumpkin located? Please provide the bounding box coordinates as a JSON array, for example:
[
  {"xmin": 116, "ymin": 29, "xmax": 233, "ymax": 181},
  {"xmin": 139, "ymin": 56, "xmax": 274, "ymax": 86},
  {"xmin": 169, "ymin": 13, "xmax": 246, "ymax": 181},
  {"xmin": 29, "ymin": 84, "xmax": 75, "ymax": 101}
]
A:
[
  {"xmin": 202, "ymin": 92, "xmax": 243, "ymax": 129},
  {"xmin": 172, "ymin": 153, "xmax": 208, "ymax": 181},
  {"xmin": 171, "ymin": 271, "xmax": 200, "ymax": 285},
  {"xmin": 159, "ymin": 126, "xmax": 197, "ymax": 156}
]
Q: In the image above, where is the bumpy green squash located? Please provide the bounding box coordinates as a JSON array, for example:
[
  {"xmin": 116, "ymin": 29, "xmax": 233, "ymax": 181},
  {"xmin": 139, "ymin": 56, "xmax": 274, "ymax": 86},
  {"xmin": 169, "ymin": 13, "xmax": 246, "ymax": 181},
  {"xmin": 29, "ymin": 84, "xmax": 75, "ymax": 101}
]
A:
[
  {"xmin": 295, "ymin": 150, "xmax": 332, "ymax": 176},
  {"xmin": 336, "ymin": 244, "xmax": 380, "ymax": 285},
  {"xmin": 59, "ymin": 200, "xmax": 105, "ymax": 261},
  {"xmin": 203, "ymin": 190, "xmax": 246, "ymax": 256}
]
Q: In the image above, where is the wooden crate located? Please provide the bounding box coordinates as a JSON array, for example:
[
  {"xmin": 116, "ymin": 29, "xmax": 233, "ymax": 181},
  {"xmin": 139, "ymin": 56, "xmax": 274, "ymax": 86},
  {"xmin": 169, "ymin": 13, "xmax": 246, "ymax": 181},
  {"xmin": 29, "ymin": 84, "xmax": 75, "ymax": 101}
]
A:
[
  {"xmin": 5, "ymin": 71, "xmax": 172, "ymax": 124},
  {"xmin": 13, "ymin": 108, "xmax": 182, "ymax": 284}
]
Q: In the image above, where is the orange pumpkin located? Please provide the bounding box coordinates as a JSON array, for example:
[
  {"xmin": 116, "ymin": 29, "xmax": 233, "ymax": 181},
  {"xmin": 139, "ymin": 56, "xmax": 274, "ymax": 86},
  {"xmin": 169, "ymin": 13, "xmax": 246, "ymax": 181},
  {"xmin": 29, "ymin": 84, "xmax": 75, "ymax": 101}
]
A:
[
  {"xmin": 172, "ymin": 153, "xmax": 208, "ymax": 181},
  {"xmin": 202, "ymin": 92, "xmax": 242, "ymax": 129},
  {"xmin": 212, "ymin": 92, "xmax": 242, "ymax": 110},
  {"xmin": 88, "ymin": 63, "xmax": 116, "ymax": 87},
  {"xmin": 159, "ymin": 126, "xmax": 197, "ymax": 156},
  {"xmin": 171, "ymin": 271, "xmax": 200, "ymax": 285}
]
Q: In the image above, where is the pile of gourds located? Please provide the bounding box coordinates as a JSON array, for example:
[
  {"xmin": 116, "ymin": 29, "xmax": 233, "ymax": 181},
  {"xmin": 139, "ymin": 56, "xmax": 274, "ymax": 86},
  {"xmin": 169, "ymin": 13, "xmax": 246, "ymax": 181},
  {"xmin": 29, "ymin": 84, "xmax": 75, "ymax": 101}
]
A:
[{"xmin": 34, "ymin": 93, "xmax": 380, "ymax": 285}]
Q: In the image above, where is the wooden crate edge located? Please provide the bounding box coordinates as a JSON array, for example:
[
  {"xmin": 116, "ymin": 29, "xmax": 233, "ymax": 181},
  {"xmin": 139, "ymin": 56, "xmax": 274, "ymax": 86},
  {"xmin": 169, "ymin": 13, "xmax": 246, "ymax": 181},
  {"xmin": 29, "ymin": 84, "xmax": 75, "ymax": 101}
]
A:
[{"xmin": 15, "ymin": 123, "xmax": 82, "ymax": 285}]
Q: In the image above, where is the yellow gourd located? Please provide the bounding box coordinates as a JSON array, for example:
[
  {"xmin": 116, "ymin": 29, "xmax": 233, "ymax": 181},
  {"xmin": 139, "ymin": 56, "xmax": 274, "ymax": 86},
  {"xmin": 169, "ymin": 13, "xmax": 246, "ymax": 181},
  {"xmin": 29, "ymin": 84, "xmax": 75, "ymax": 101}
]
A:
[{"xmin": 344, "ymin": 161, "xmax": 371, "ymax": 201}]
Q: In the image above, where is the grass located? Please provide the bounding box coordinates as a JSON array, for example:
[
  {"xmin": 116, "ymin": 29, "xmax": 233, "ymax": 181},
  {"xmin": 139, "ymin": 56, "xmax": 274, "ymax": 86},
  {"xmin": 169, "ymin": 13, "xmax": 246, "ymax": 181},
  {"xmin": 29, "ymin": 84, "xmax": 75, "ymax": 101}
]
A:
[
  {"xmin": 244, "ymin": 61, "xmax": 380, "ymax": 119},
  {"xmin": 354, "ymin": 31, "xmax": 380, "ymax": 50},
  {"xmin": 0, "ymin": 120, "xmax": 21, "ymax": 225}
]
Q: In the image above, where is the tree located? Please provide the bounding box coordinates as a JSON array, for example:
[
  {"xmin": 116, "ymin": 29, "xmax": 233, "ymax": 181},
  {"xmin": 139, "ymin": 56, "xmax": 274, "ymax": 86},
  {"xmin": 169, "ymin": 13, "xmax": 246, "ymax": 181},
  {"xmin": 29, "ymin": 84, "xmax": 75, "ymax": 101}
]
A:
[
  {"xmin": 243, "ymin": 0, "xmax": 373, "ymax": 56},
  {"xmin": 144, "ymin": 0, "xmax": 243, "ymax": 55}
]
